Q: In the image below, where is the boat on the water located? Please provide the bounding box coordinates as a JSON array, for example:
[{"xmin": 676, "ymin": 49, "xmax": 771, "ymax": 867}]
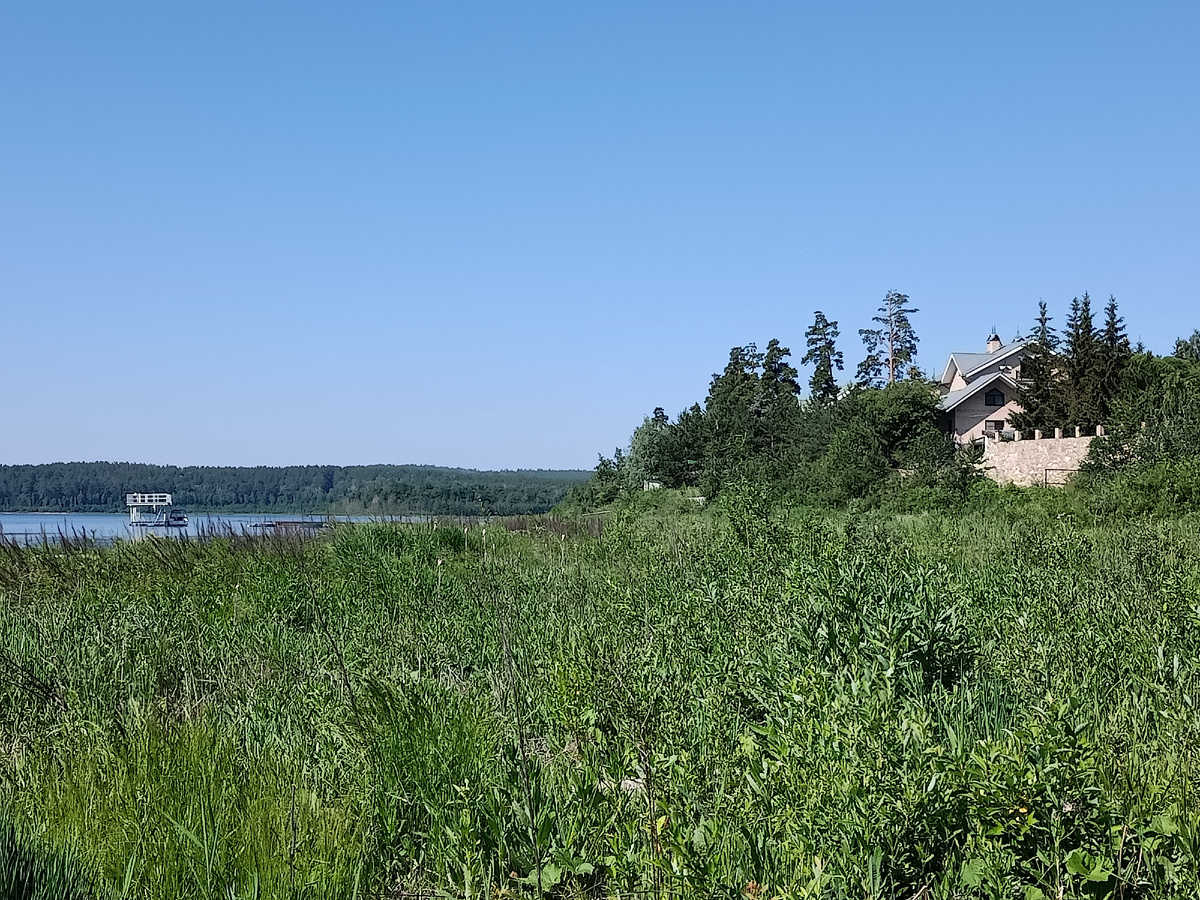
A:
[{"xmin": 126, "ymin": 492, "xmax": 188, "ymax": 528}]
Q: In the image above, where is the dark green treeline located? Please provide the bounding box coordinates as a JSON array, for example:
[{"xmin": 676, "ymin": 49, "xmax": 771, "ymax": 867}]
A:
[{"xmin": 0, "ymin": 462, "xmax": 589, "ymax": 515}]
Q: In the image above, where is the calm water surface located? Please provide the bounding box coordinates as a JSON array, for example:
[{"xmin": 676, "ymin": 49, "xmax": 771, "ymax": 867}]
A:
[{"xmin": 0, "ymin": 512, "xmax": 388, "ymax": 543}]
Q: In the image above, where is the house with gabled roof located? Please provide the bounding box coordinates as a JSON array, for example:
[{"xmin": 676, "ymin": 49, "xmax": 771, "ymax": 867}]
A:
[{"xmin": 939, "ymin": 333, "xmax": 1030, "ymax": 444}]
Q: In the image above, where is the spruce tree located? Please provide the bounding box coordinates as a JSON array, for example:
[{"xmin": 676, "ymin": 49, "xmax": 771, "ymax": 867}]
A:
[
  {"xmin": 1012, "ymin": 301, "xmax": 1063, "ymax": 433},
  {"xmin": 1098, "ymin": 295, "xmax": 1131, "ymax": 423},
  {"xmin": 1014, "ymin": 295, "xmax": 1133, "ymax": 433},
  {"xmin": 802, "ymin": 311, "xmax": 843, "ymax": 403},
  {"xmin": 1034, "ymin": 300, "xmax": 1059, "ymax": 350},
  {"xmin": 1063, "ymin": 293, "xmax": 1102, "ymax": 427}
]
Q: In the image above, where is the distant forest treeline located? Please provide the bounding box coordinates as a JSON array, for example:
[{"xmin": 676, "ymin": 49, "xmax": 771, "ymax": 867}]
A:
[{"xmin": 0, "ymin": 463, "xmax": 590, "ymax": 515}]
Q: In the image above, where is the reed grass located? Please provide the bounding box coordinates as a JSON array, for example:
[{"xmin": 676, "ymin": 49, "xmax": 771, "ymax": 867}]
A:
[{"xmin": 0, "ymin": 503, "xmax": 1198, "ymax": 897}]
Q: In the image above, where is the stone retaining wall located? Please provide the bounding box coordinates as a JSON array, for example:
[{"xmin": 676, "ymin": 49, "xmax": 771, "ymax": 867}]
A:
[{"xmin": 982, "ymin": 434, "xmax": 1094, "ymax": 486}]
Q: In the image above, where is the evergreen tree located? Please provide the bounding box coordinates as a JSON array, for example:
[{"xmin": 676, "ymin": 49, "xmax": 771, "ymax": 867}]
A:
[
  {"xmin": 1012, "ymin": 301, "xmax": 1064, "ymax": 433},
  {"xmin": 1098, "ymin": 296, "xmax": 1131, "ymax": 423},
  {"xmin": 1100, "ymin": 296, "xmax": 1127, "ymax": 354},
  {"xmin": 756, "ymin": 339, "xmax": 801, "ymax": 406},
  {"xmin": 1062, "ymin": 293, "xmax": 1103, "ymax": 427},
  {"xmin": 625, "ymin": 409, "xmax": 673, "ymax": 488},
  {"xmin": 657, "ymin": 403, "xmax": 707, "ymax": 487},
  {"xmin": 1034, "ymin": 300, "xmax": 1059, "ymax": 350},
  {"xmin": 753, "ymin": 339, "xmax": 802, "ymax": 470},
  {"xmin": 1175, "ymin": 330, "xmax": 1200, "ymax": 362},
  {"xmin": 856, "ymin": 343, "xmax": 885, "ymax": 388},
  {"xmin": 703, "ymin": 344, "xmax": 764, "ymax": 488},
  {"xmin": 857, "ymin": 290, "xmax": 919, "ymax": 387},
  {"xmin": 1014, "ymin": 296, "xmax": 1137, "ymax": 433},
  {"xmin": 802, "ymin": 311, "xmax": 843, "ymax": 403}
]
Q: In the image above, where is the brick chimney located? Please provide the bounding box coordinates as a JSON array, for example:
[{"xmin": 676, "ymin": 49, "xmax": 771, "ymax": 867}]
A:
[{"xmin": 986, "ymin": 333, "xmax": 1002, "ymax": 353}]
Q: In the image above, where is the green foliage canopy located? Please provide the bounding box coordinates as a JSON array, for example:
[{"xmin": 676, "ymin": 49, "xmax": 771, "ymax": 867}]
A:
[
  {"xmin": 566, "ymin": 331, "xmax": 971, "ymax": 512},
  {"xmin": 857, "ymin": 290, "xmax": 920, "ymax": 387},
  {"xmin": 0, "ymin": 463, "xmax": 589, "ymax": 516},
  {"xmin": 1012, "ymin": 294, "xmax": 1131, "ymax": 434},
  {"xmin": 802, "ymin": 311, "xmax": 844, "ymax": 404}
]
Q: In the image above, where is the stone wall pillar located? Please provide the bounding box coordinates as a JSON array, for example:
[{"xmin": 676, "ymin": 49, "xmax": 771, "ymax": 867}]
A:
[
  {"xmin": 1034, "ymin": 429, "xmax": 1043, "ymax": 440},
  {"xmin": 1054, "ymin": 427, "xmax": 1063, "ymax": 439}
]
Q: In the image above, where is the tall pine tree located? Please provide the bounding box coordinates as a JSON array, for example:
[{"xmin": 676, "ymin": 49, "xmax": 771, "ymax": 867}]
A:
[
  {"xmin": 802, "ymin": 311, "xmax": 843, "ymax": 403},
  {"xmin": 857, "ymin": 290, "xmax": 920, "ymax": 387}
]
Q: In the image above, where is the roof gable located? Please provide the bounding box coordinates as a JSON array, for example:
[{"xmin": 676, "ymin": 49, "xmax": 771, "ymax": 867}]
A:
[
  {"xmin": 961, "ymin": 341, "xmax": 1029, "ymax": 379},
  {"xmin": 938, "ymin": 371, "xmax": 1020, "ymax": 411},
  {"xmin": 939, "ymin": 340, "xmax": 1030, "ymax": 386}
]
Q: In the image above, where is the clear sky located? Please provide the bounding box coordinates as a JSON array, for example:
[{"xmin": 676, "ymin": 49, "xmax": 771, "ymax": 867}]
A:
[{"xmin": 3, "ymin": 2, "xmax": 1197, "ymax": 469}]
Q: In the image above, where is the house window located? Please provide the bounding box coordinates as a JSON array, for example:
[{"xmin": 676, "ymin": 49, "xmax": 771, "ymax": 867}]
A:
[
  {"xmin": 985, "ymin": 389, "xmax": 1005, "ymax": 407},
  {"xmin": 985, "ymin": 419, "xmax": 1005, "ymax": 433}
]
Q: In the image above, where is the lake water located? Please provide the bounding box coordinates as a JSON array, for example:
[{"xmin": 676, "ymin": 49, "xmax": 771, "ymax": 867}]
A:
[{"xmin": 0, "ymin": 512, "xmax": 392, "ymax": 544}]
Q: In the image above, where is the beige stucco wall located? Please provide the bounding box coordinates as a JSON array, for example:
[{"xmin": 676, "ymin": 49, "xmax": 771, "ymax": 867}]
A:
[
  {"xmin": 951, "ymin": 394, "xmax": 1022, "ymax": 442},
  {"xmin": 982, "ymin": 435, "xmax": 1093, "ymax": 486}
]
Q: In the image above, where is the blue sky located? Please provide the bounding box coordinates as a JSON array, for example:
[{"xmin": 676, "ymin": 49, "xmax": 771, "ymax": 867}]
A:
[{"xmin": 3, "ymin": 2, "xmax": 1197, "ymax": 469}]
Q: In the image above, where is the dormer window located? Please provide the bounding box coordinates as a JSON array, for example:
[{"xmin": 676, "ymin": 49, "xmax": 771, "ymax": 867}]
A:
[{"xmin": 985, "ymin": 389, "xmax": 1005, "ymax": 407}]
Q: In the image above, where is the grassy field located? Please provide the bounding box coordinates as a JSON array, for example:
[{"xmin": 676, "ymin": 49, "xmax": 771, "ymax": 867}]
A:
[{"xmin": 2, "ymin": 496, "xmax": 1200, "ymax": 898}]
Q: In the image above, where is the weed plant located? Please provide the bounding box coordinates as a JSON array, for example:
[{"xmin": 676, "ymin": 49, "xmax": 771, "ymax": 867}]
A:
[{"xmin": 0, "ymin": 500, "xmax": 1199, "ymax": 898}]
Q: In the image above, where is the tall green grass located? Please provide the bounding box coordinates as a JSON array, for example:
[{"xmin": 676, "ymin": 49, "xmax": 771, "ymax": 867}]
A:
[{"xmin": 1, "ymin": 503, "xmax": 1199, "ymax": 897}]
